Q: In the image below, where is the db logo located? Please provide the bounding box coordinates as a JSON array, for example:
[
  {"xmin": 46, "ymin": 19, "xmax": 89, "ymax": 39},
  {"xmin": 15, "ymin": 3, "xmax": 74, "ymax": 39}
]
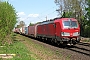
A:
[{"xmin": 71, "ymin": 33, "xmax": 73, "ymax": 36}]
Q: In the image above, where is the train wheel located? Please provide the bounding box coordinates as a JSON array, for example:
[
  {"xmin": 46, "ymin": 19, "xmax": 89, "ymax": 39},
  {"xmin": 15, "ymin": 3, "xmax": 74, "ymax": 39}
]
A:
[
  {"xmin": 51, "ymin": 39, "xmax": 53, "ymax": 43},
  {"xmin": 62, "ymin": 42, "xmax": 67, "ymax": 47},
  {"xmin": 54, "ymin": 39, "xmax": 57, "ymax": 43},
  {"xmin": 57, "ymin": 41, "xmax": 60, "ymax": 45}
]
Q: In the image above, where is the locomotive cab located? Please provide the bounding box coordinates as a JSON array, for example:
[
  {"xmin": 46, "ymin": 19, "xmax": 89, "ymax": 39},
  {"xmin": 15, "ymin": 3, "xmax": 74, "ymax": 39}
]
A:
[{"xmin": 55, "ymin": 18, "xmax": 81, "ymax": 45}]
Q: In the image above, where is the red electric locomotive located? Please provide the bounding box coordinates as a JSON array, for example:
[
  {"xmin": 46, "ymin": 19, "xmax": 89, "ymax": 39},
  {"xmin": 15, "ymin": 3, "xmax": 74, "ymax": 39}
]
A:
[{"xmin": 36, "ymin": 18, "xmax": 80, "ymax": 45}]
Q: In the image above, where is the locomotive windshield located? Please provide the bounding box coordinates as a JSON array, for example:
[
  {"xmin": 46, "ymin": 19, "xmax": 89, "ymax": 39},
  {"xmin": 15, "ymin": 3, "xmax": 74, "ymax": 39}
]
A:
[{"xmin": 63, "ymin": 20, "xmax": 78, "ymax": 28}]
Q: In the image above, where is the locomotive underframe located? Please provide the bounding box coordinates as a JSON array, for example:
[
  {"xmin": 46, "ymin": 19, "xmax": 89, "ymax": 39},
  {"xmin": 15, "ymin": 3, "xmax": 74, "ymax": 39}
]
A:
[
  {"xmin": 56, "ymin": 36, "xmax": 81, "ymax": 45},
  {"xmin": 37, "ymin": 34, "xmax": 81, "ymax": 46}
]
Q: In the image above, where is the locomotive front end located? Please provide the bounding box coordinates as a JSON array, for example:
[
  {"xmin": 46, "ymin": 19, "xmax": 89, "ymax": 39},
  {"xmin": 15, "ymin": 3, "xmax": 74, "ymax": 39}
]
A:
[{"xmin": 61, "ymin": 18, "xmax": 81, "ymax": 45}]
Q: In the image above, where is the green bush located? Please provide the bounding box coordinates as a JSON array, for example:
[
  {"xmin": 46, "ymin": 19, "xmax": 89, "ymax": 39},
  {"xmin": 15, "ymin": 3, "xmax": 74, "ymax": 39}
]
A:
[
  {"xmin": 0, "ymin": 1, "xmax": 17, "ymax": 44},
  {"xmin": 84, "ymin": 26, "xmax": 90, "ymax": 37}
]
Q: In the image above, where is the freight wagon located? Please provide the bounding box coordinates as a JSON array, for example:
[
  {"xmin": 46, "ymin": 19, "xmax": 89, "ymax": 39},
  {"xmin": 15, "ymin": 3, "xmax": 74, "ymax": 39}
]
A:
[
  {"xmin": 14, "ymin": 27, "xmax": 20, "ymax": 33},
  {"xmin": 28, "ymin": 24, "xmax": 38, "ymax": 38},
  {"xmin": 25, "ymin": 27, "xmax": 28, "ymax": 35},
  {"xmin": 20, "ymin": 26, "xmax": 25, "ymax": 34}
]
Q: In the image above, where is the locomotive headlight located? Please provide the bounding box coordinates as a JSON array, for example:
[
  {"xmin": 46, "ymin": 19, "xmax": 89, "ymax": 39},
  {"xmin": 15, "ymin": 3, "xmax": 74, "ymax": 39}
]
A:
[
  {"xmin": 73, "ymin": 32, "xmax": 80, "ymax": 36},
  {"xmin": 61, "ymin": 32, "xmax": 70, "ymax": 36}
]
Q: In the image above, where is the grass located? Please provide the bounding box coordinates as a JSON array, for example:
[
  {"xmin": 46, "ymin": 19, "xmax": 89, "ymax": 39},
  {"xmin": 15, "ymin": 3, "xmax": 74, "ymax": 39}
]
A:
[
  {"xmin": 0, "ymin": 33, "xmax": 73, "ymax": 60},
  {"xmin": 55, "ymin": 50, "xmax": 63, "ymax": 57},
  {"xmin": 83, "ymin": 39, "xmax": 90, "ymax": 42},
  {"xmin": 23, "ymin": 37, "xmax": 55, "ymax": 59},
  {"xmin": 0, "ymin": 33, "xmax": 36, "ymax": 60},
  {"xmin": 66, "ymin": 54, "xmax": 72, "ymax": 60},
  {"xmin": 23, "ymin": 35, "xmax": 64, "ymax": 60}
]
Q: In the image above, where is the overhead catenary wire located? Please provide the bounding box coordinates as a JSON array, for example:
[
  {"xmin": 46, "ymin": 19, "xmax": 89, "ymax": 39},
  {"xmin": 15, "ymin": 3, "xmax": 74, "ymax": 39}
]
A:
[
  {"xmin": 24, "ymin": 6, "xmax": 57, "ymax": 20},
  {"xmin": 27, "ymin": 6, "xmax": 58, "ymax": 23},
  {"xmin": 38, "ymin": 6, "xmax": 57, "ymax": 15},
  {"xmin": 31, "ymin": 10, "xmax": 57, "ymax": 22}
]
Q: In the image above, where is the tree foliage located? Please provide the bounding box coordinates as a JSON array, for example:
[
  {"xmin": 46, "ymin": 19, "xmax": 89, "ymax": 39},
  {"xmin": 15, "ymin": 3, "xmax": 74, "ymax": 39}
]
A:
[
  {"xmin": 55, "ymin": 0, "xmax": 85, "ymax": 19},
  {"xmin": 19, "ymin": 21, "xmax": 25, "ymax": 27},
  {"xmin": 29, "ymin": 22, "xmax": 35, "ymax": 26},
  {"xmin": 84, "ymin": 0, "xmax": 90, "ymax": 37},
  {"xmin": 16, "ymin": 21, "xmax": 26, "ymax": 28},
  {"xmin": 86, "ymin": 0, "xmax": 90, "ymax": 25},
  {"xmin": 0, "ymin": 1, "xmax": 17, "ymax": 43}
]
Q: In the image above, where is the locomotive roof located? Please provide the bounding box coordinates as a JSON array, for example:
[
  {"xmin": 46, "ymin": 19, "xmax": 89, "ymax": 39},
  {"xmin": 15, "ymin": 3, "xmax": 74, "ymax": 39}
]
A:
[
  {"xmin": 38, "ymin": 17, "xmax": 61, "ymax": 25},
  {"xmin": 38, "ymin": 18, "xmax": 77, "ymax": 25},
  {"xmin": 39, "ymin": 20, "xmax": 54, "ymax": 25}
]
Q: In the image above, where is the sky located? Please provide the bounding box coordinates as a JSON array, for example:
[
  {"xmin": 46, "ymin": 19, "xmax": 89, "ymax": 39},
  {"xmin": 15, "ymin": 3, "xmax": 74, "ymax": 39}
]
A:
[{"xmin": 6, "ymin": 0, "xmax": 58, "ymax": 26}]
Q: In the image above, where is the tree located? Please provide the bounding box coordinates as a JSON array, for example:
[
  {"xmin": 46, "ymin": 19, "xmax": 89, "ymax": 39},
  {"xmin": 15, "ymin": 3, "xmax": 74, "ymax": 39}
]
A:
[
  {"xmin": 19, "ymin": 21, "xmax": 25, "ymax": 27},
  {"xmin": 84, "ymin": 0, "xmax": 90, "ymax": 37},
  {"xmin": 29, "ymin": 22, "xmax": 34, "ymax": 26},
  {"xmin": 55, "ymin": 0, "xmax": 84, "ymax": 19},
  {"xmin": 16, "ymin": 21, "xmax": 26, "ymax": 28},
  {"xmin": 0, "ymin": 1, "xmax": 17, "ymax": 44},
  {"xmin": 85, "ymin": 0, "xmax": 90, "ymax": 25}
]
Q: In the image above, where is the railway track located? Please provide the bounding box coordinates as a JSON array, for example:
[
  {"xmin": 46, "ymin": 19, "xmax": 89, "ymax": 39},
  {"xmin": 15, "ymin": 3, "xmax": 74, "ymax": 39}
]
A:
[
  {"xmin": 30, "ymin": 37, "xmax": 90, "ymax": 60},
  {"xmin": 65, "ymin": 42, "xmax": 90, "ymax": 60},
  {"xmin": 18, "ymin": 34, "xmax": 90, "ymax": 60}
]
